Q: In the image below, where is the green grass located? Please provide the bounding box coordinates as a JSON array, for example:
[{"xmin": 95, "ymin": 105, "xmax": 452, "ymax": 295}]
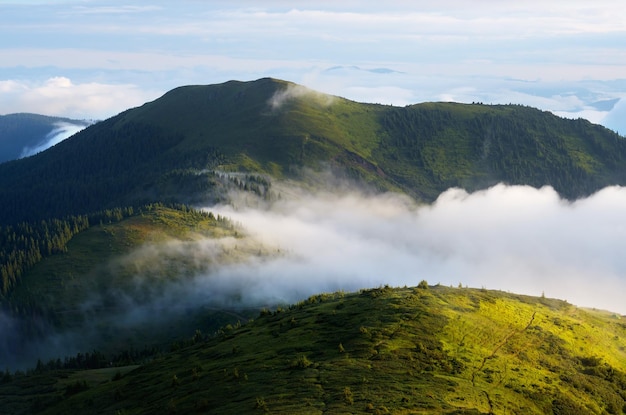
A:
[
  {"xmin": 10, "ymin": 206, "xmax": 234, "ymax": 312},
  {"xmin": 2, "ymin": 205, "xmax": 263, "ymax": 363},
  {"xmin": 4, "ymin": 284, "xmax": 625, "ymax": 414}
]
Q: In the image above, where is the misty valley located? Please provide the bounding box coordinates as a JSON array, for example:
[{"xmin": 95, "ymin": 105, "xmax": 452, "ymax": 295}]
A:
[{"xmin": 1, "ymin": 79, "xmax": 626, "ymax": 414}]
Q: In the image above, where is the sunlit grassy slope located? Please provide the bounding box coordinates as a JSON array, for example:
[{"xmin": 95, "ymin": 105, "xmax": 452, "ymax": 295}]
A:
[
  {"xmin": 3, "ymin": 285, "xmax": 625, "ymax": 414},
  {"xmin": 1, "ymin": 78, "xmax": 626, "ymax": 223}
]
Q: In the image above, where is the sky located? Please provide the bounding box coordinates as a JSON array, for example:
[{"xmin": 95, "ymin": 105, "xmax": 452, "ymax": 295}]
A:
[{"xmin": 1, "ymin": 0, "xmax": 626, "ymax": 134}]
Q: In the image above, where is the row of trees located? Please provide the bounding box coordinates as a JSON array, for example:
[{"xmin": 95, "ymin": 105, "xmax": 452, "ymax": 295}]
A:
[
  {"xmin": 0, "ymin": 119, "xmax": 226, "ymax": 224},
  {"xmin": 0, "ymin": 216, "xmax": 89, "ymax": 296},
  {"xmin": 0, "ymin": 204, "xmax": 201, "ymax": 299}
]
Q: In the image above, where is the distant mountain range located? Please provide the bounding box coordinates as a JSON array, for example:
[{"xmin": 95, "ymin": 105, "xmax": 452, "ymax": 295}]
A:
[{"xmin": 0, "ymin": 113, "xmax": 91, "ymax": 163}]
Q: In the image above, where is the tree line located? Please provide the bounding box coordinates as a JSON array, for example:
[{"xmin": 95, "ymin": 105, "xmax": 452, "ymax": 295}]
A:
[
  {"xmin": 0, "ymin": 119, "xmax": 226, "ymax": 224},
  {"xmin": 0, "ymin": 203, "xmax": 218, "ymax": 299}
]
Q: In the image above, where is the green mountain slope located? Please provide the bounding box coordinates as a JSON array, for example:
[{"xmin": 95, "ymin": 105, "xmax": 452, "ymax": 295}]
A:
[
  {"xmin": 2, "ymin": 285, "xmax": 625, "ymax": 414},
  {"xmin": 0, "ymin": 78, "xmax": 625, "ymax": 224},
  {"xmin": 0, "ymin": 204, "xmax": 258, "ymax": 370}
]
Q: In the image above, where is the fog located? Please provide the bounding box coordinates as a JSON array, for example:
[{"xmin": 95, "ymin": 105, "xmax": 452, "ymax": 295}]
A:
[
  {"xmin": 602, "ymin": 97, "xmax": 626, "ymax": 136},
  {"xmin": 4, "ymin": 181, "xmax": 626, "ymax": 371},
  {"xmin": 191, "ymin": 183, "xmax": 626, "ymax": 315},
  {"xmin": 268, "ymin": 83, "xmax": 336, "ymax": 111},
  {"xmin": 20, "ymin": 121, "xmax": 87, "ymax": 158}
]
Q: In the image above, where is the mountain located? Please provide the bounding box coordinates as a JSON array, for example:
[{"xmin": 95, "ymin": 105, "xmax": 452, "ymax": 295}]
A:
[
  {"xmin": 0, "ymin": 78, "xmax": 625, "ymax": 224},
  {"xmin": 2, "ymin": 285, "xmax": 626, "ymax": 414},
  {"xmin": 2, "ymin": 78, "xmax": 626, "ymax": 411},
  {"xmin": 0, "ymin": 113, "xmax": 90, "ymax": 163}
]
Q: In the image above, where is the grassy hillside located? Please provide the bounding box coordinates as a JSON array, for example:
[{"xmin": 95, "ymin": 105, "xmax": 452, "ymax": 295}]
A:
[
  {"xmin": 0, "ymin": 204, "xmax": 260, "ymax": 371},
  {"xmin": 2, "ymin": 285, "xmax": 625, "ymax": 414},
  {"xmin": 0, "ymin": 78, "xmax": 625, "ymax": 223}
]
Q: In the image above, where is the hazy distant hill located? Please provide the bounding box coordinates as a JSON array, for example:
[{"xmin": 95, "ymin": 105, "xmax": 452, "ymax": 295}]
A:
[
  {"xmin": 0, "ymin": 78, "xmax": 625, "ymax": 224},
  {"xmin": 0, "ymin": 113, "xmax": 90, "ymax": 163}
]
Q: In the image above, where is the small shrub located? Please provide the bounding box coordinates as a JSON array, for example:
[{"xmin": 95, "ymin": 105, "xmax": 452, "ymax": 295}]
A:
[
  {"xmin": 344, "ymin": 387, "xmax": 354, "ymax": 405},
  {"xmin": 192, "ymin": 367, "xmax": 201, "ymax": 381},
  {"xmin": 255, "ymin": 396, "xmax": 268, "ymax": 412},
  {"xmin": 417, "ymin": 280, "xmax": 429, "ymax": 289},
  {"xmin": 291, "ymin": 355, "xmax": 313, "ymax": 369}
]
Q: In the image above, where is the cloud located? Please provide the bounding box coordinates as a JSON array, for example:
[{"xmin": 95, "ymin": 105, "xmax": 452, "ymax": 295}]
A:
[
  {"xmin": 185, "ymin": 183, "xmax": 626, "ymax": 315},
  {"xmin": 0, "ymin": 77, "xmax": 156, "ymax": 119},
  {"xmin": 64, "ymin": 5, "xmax": 162, "ymax": 15},
  {"xmin": 5, "ymin": 181, "xmax": 626, "ymax": 370},
  {"xmin": 69, "ymin": 179, "xmax": 622, "ymax": 316},
  {"xmin": 2, "ymin": 1, "xmax": 626, "ymax": 122},
  {"xmin": 268, "ymin": 83, "xmax": 335, "ymax": 110},
  {"xmin": 20, "ymin": 121, "xmax": 89, "ymax": 158},
  {"xmin": 601, "ymin": 97, "xmax": 626, "ymax": 135}
]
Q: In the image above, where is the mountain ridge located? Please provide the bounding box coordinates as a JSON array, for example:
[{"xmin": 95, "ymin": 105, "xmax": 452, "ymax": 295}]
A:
[{"xmin": 0, "ymin": 78, "xmax": 625, "ymax": 224}]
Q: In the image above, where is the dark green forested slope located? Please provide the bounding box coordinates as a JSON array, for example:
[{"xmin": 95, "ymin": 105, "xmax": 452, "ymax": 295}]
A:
[
  {"xmin": 0, "ymin": 78, "xmax": 625, "ymax": 224},
  {"xmin": 2, "ymin": 285, "xmax": 625, "ymax": 414}
]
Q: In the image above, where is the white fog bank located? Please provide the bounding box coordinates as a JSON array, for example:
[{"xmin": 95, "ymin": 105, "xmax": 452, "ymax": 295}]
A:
[
  {"xmin": 20, "ymin": 121, "xmax": 87, "ymax": 158},
  {"xmin": 202, "ymin": 184, "xmax": 626, "ymax": 315}
]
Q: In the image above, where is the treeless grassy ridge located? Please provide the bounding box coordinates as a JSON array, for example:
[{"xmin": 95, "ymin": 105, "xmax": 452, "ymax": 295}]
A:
[{"xmin": 3, "ymin": 284, "xmax": 624, "ymax": 414}]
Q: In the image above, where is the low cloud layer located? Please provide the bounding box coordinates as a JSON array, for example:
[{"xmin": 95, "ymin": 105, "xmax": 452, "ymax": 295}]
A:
[
  {"xmin": 268, "ymin": 83, "xmax": 335, "ymax": 111},
  {"xmin": 20, "ymin": 121, "xmax": 87, "ymax": 158},
  {"xmin": 602, "ymin": 98, "xmax": 626, "ymax": 136},
  {"xmin": 196, "ymin": 184, "xmax": 626, "ymax": 315},
  {"xmin": 4, "ymin": 182, "xmax": 626, "ymax": 370},
  {"xmin": 0, "ymin": 77, "xmax": 155, "ymax": 119}
]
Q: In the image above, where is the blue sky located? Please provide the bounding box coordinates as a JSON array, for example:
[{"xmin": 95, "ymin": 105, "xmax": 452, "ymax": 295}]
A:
[{"xmin": 1, "ymin": 0, "xmax": 625, "ymax": 133}]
